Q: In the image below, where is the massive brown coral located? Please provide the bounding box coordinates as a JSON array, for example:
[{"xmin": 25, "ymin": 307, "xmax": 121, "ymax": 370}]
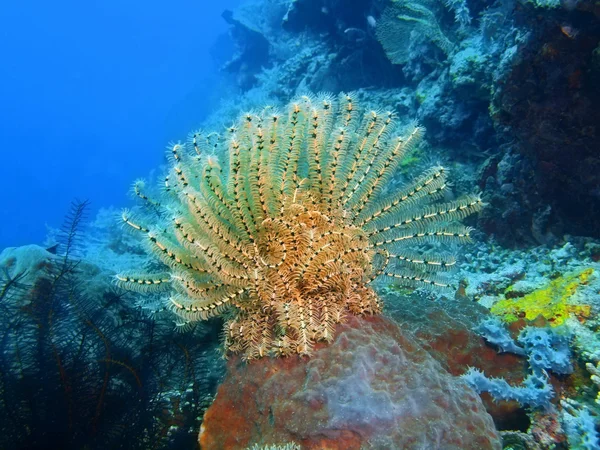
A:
[{"xmin": 116, "ymin": 93, "xmax": 482, "ymax": 360}]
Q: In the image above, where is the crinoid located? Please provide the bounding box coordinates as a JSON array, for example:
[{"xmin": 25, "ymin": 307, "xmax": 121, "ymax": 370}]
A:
[{"xmin": 116, "ymin": 93, "xmax": 483, "ymax": 360}]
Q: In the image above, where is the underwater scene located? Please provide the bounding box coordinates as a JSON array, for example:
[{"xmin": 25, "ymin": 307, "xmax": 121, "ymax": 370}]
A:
[{"xmin": 1, "ymin": 0, "xmax": 600, "ymax": 448}]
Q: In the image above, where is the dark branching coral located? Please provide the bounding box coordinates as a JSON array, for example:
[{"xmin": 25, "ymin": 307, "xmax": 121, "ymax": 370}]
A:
[
  {"xmin": 0, "ymin": 201, "xmax": 223, "ymax": 449},
  {"xmin": 0, "ymin": 267, "xmax": 29, "ymax": 303},
  {"xmin": 117, "ymin": 93, "xmax": 483, "ymax": 360}
]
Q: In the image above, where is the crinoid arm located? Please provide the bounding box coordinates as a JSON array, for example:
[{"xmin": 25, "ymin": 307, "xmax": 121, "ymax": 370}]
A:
[{"xmin": 117, "ymin": 93, "xmax": 483, "ymax": 360}]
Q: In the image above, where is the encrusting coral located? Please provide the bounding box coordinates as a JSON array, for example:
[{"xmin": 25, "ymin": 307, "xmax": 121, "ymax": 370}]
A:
[{"xmin": 116, "ymin": 93, "xmax": 483, "ymax": 360}]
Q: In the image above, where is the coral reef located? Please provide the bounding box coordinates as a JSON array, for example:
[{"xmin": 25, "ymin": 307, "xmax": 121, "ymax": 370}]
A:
[
  {"xmin": 490, "ymin": 268, "xmax": 593, "ymax": 326},
  {"xmin": 4, "ymin": 0, "xmax": 600, "ymax": 447},
  {"xmin": 211, "ymin": 0, "xmax": 600, "ymax": 245},
  {"xmin": 376, "ymin": 0, "xmax": 455, "ymax": 65},
  {"xmin": 561, "ymin": 398, "xmax": 600, "ymax": 449},
  {"xmin": 199, "ymin": 314, "xmax": 501, "ymax": 449},
  {"xmin": 382, "ymin": 290, "xmax": 529, "ymax": 428},
  {"xmin": 221, "ymin": 9, "xmax": 270, "ymax": 90},
  {"xmin": 488, "ymin": 1, "xmax": 600, "ymax": 242},
  {"xmin": 117, "ymin": 93, "xmax": 482, "ymax": 360},
  {"xmin": 455, "ymin": 237, "xmax": 600, "ymax": 444},
  {"xmin": 464, "ymin": 322, "xmax": 573, "ymax": 409}
]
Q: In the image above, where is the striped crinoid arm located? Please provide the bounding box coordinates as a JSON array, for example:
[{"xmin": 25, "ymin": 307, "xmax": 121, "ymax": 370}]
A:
[
  {"xmin": 117, "ymin": 93, "xmax": 483, "ymax": 360},
  {"xmin": 364, "ymin": 192, "xmax": 483, "ymax": 290}
]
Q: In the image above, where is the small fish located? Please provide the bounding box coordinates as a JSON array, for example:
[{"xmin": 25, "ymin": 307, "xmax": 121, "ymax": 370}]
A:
[
  {"xmin": 560, "ymin": 24, "xmax": 579, "ymax": 39},
  {"xmin": 46, "ymin": 244, "xmax": 59, "ymax": 254}
]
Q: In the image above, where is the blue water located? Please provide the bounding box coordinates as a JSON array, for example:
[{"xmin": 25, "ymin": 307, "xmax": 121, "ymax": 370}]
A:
[{"xmin": 0, "ymin": 0, "xmax": 240, "ymax": 249}]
